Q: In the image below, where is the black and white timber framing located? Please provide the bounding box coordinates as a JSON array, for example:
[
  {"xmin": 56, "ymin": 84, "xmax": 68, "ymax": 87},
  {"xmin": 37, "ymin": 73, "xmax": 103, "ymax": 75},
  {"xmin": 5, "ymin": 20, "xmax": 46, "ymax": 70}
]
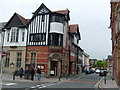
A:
[{"xmin": 27, "ymin": 3, "xmax": 69, "ymax": 46}]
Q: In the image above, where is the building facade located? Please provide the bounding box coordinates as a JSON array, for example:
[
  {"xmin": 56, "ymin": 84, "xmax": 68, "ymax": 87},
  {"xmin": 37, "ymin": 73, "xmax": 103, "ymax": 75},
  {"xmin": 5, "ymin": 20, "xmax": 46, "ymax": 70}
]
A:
[
  {"xmin": 110, "ymin": 0, "xmax": 120, "ymax": 86},
  {"xmin": 82, "ymin": 52, "xmax": 90, "ymax": 71},
  {"xmin": 26, "ymin": 3, "xmax": 81, "ymax": 77},
  {"xmin": 2, "ymin": 3, "xmax": 81, "ymax": 77},
  {"xmin": 2, "ymin": 13, "xmax": 29, "ymax": 73},
  {"xmin": 77, "ymin": 46, "xmax": 83, "ymax": 73},
  {"xmin": 69, "ymin": 24, "xmax": 81, "ymax": 74}
]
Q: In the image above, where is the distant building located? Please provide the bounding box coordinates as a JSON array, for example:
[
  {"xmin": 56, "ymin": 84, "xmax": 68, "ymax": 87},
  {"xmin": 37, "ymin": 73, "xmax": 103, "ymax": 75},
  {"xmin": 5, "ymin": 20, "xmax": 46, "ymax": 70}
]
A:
[
  {"xmin": 106, "ymin": 55, "xmax": 113, "ymax": 74},
  {"xmin": 77, "ymin": 47, "xmax": 84, "ymax": 73},
  {"xmin": 89, "ymin": 59, "xmax": 97, "ymax": 68},
  {"xmin": 83, "ymin": 52, "xmax": 90, "ymax": 71}
]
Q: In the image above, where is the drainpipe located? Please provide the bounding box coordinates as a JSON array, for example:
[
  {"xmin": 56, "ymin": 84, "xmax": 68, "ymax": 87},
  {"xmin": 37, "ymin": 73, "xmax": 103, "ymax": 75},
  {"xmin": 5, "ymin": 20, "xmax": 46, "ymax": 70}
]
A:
[{"xmin": 68, "ymin": 27, "xmax": 71, "ymax": 75}]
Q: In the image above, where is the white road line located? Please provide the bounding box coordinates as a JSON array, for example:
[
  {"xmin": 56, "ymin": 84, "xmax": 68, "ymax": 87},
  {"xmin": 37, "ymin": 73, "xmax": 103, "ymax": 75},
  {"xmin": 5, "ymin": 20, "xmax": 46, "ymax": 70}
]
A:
[
  {"xmin": 31, "ymin": 86, "xmax": 36, "ymax": 88},
  {"xmin": 38, "ymin": 87, "xmax": 43, "ymax": 88},
  {"xmin": 36, "ymin": 85, "xmax": 41, "ymax": 87},
  {"xmin": 42, "ymin": 86, "xmax": 46, "ymax": 88},
  {"xmin": 4, "ymin": 83, "xmax": 17, "ymax": 86},
  {"xmin": 31, "ymin": 82, "xmax": 61, "ymax": 89}
]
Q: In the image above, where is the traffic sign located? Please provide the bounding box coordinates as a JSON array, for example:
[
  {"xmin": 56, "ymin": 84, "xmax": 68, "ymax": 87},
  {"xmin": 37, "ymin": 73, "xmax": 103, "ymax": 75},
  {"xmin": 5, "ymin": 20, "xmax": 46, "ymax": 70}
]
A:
[{"xmin": 2, "ymin": 52, "xmax": 6, "ymax": 58}]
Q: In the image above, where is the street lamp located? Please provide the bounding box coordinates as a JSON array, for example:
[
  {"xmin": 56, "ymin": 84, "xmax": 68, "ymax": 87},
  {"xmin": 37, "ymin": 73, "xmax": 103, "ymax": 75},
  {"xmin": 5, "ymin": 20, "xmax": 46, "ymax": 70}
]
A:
[{"xmin": 0, "ymin": 29, "xmax": 5, "ymax": 80}]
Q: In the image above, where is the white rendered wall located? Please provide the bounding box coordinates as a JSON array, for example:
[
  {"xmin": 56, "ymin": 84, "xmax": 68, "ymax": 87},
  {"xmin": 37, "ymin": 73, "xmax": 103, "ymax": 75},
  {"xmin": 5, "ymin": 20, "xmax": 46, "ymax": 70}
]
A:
[
  {"xmin": 50, "ymin": 22, "xmax": 64, "ymax": 34},
  {"xmin": 3, "ymin": 28, "xmax": 27, "ymax": 46}
]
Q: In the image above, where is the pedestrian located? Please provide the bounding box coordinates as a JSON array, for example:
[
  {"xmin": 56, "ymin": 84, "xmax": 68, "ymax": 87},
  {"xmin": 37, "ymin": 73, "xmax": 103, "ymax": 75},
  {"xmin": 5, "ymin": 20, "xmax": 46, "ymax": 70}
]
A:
[
  {"xmin": 37, "ymin": 66, "xmax": 41, "ymax": 80},
  {"xmin": 19, "ymin": 67, "xmax": 24, "ymax": 79},
  {"xmin": 30, "ymin": 66, "xmax": 35, "ymax": 81},
  {"xmin": 13, "ymin": 68, "xmax": 18, "ymax": 80},
  {"xmin": 24, "ymin": 67, "xmax": 30, "ymax": 79}
]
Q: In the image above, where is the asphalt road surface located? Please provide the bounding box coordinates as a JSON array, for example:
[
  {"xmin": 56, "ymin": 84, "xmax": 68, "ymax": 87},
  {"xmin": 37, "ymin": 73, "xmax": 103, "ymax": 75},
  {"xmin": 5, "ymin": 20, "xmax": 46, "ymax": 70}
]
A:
[{"xmin": 2, "ymin": 73, "xmax": 102, "ymax": 90}]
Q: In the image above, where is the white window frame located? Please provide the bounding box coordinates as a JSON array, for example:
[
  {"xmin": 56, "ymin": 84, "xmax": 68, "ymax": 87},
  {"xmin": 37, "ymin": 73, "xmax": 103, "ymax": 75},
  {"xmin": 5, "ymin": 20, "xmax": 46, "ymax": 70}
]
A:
[
  {"xmin": 22, "ymin": 32, "xmax": 25, "ymax": 42},
  {"xmin": 7, "ymin": 32, "xmax": 10, "ymax": 42},
  {"xmin": 11, "ymin": 27, "xmax": 19, "ymax": 42},
  {"xmin": 16, "ymin": 52, "xmax": 22, "ymax": 67}
]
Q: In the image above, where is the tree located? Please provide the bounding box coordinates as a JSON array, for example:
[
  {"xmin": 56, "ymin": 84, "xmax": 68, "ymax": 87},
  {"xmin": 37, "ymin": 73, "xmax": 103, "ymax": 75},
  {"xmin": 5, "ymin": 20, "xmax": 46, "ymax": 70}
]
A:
[{"xmin": 94, "ymin": 60, "xmax": 107, "ymax": 69}]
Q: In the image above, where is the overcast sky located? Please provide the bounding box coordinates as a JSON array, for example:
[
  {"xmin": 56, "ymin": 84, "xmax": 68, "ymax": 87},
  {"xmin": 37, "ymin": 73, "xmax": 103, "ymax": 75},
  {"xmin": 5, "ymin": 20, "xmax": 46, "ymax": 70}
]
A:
[{"xmin": 0, "ymin": 0, "xmax": 112, "ymax": 60}]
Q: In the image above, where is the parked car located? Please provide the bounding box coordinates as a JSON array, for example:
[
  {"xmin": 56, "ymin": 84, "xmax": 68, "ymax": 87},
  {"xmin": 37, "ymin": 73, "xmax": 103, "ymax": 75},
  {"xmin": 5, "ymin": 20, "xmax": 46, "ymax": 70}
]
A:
[
  {"xmin": 99, "ymin": 69, "xmax": 107, "ymax": 76},
  {"xmin": 85, "ymin": 69, "xmax": 91, "ymax": 74},
  {"xmin": 89, "ymin": 68, "xmax": 95, "ymax": 73},
  {"xmin": 95, "ymin": 69, "xmax": 100, "ymax": 74}
]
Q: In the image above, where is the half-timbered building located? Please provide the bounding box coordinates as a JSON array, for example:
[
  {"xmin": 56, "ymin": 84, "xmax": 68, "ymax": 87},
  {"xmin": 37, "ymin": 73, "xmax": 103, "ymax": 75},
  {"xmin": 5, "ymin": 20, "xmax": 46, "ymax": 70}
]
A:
[{"xmin": 26, "ymin": 3, "xmax": 71, "ymax": 77}]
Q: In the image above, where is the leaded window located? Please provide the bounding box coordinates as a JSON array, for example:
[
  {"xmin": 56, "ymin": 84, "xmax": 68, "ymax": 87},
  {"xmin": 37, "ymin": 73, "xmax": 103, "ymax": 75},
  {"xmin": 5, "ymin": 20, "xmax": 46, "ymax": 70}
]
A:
[
  {"xmin": 5, "ymin": 52, "xmax": 10, "ymax": 67},
  {"xmin": 11, "ymin": 27, "xmax": 19, "ymax": 42},
  {"xmin": 30, "ymin": 33, "xmax": 46, "ymax": 42},
  {"xmin": 49, "ymin": 33, "xmax": 63, "ymax": 46},
  {"xmin": 51, "ymin": 14, "xmax": 64, "ymax": 23},
  {"xmin": 16, "ymin": 52, "xmax": 22, "ymax": 67},
  {"xmin": 30, "ymin": 52, "xmax": 36, "ymax": 67},
  {"xmin": 22, "ymin": 32, "xmax": 25, "ymax": 42},
  {"xmin": 7, "ymin": 33, "xmax": 10, "ymax": 42}
]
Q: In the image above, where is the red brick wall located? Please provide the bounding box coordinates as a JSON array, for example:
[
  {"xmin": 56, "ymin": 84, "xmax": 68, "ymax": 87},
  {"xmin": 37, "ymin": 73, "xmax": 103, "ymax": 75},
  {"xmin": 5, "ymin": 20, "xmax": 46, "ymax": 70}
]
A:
[
  {"xmin": 26, "ymin": 46, "xmax": 51, "ymax": 75},
  {"xmin": 111, "ymin": 2, "xmax": 120, "ymax": 86}
]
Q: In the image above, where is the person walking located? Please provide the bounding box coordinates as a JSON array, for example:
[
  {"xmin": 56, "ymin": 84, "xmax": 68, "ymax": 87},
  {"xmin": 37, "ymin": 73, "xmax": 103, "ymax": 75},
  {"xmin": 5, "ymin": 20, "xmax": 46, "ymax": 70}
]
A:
[
  {"xmin": 30, "ymin": 67, "xmax": 35, "ymax": 81},
  {"xmin": 13, "ymin": 68, "xmax": 18, "ymax": 80},
  {"xmin": 19, "ymin": 67, "xmax": 24, "ymax": 79},
  {"xmin": 37, "ymin": 66, "xmax": 41, "ymax": 80}
]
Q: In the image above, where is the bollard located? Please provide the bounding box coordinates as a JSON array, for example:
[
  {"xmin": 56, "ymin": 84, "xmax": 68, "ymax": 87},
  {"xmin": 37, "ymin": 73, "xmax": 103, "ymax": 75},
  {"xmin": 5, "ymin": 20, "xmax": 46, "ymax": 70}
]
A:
[
  {"xmin": 104, "ymin": 76, "xmax": 106, "ymax": 84},
  {"xmin": 59, "ymin": 76, "xmax": 61, "ymax": 81},
  {"xmin": 13, "ymin": 73, "xmax": 16, "ymax": 80},
  {"xmin": 66, "ymin": 75, "xmax": 68, "ymax": 80}
]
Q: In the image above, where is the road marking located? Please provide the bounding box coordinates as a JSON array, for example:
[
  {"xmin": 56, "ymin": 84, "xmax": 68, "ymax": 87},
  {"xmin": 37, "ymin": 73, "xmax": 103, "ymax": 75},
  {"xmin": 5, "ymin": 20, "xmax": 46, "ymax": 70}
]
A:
[
  {"xmin": 31, "ymin": 82, "xmax": 61, "ymax": 89},
  {"xmin": 42, "ymin": 86, "xmax": 46, "ymax": 88},
  {"xmin": 4, "ymin": 83, "xmax": 17, "ymax": 86},
  {"xmin": 38, "ymin": 87, "xmax": 43, "ymax": 88},
  {"xmin": 31, "ymin": 86, "xmax": 36, "ymax": 88}
]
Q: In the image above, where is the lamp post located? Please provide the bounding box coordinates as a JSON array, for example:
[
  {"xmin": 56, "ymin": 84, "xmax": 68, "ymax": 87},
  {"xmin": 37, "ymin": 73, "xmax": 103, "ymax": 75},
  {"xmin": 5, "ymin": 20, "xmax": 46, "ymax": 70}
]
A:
[{"xmin": 0, "ymin": 29, "xmax": 5, "ymax": 80}]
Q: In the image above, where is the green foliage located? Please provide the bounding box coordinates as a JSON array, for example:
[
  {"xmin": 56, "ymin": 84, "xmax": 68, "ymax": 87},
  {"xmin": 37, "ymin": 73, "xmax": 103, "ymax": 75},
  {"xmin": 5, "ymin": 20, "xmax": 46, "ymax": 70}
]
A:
[{"xmin": 94, "ymin": 60, "xmax": 107, "ymax": 69}]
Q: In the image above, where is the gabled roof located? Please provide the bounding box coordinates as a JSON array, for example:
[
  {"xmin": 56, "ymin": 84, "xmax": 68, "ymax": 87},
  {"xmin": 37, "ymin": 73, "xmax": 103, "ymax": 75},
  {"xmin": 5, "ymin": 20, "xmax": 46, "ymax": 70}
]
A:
[
  {"xmin": 0, "ymin": 22, "xmax": 7, "ymax": 31},
  {"xmin": 53, "ymin": 9, "xmax": 70, "ymax": 21},
  {"xmin": 78, "ymin": 46, "xmax": 84, "ymax": 52},
  {"xmin": 33, "ymin": 3, "xmax": 51, "ymax": 15},
  {"xmin": 69, "ymin": 24, "xmax": 81, "ymax": 40},
  {"xmin": 28, "ymin": 3, "xmax": 70, "ymax": 26},
  {"xmin": 28, "ymin": 3, "xmax": 51, "ymax": 26},
  {"xmin": 4, "ymin": 13, "xmax": 29, "ymax": 29},
  {"xmin": 53, "ymin": 9, "xmax": 70, "ymax": 14}
]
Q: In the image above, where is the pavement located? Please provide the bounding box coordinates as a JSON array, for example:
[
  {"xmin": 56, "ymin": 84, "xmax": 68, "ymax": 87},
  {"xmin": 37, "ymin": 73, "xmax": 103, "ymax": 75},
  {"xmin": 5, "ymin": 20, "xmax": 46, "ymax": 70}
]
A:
[
  {"xmin": 95, "ymin": 73, "xmax": 120, "ymax": 90},
  {"xmin": 2, "ymin": 73, "xmax": 85, "ymax": 83}
]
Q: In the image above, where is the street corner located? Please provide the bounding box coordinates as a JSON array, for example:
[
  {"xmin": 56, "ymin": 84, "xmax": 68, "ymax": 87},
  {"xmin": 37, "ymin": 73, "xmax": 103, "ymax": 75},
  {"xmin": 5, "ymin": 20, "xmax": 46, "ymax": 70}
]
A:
[{"xmin": 94, "ymin": 77, "xmax": 104, "ymax": 89}]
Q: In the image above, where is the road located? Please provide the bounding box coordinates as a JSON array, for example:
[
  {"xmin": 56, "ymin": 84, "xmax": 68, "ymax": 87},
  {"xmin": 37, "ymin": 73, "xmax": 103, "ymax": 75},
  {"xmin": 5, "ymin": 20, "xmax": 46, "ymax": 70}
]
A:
[{"xmin": 2, "ymin": 73, "xmax": 102, "ymax": 90}]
